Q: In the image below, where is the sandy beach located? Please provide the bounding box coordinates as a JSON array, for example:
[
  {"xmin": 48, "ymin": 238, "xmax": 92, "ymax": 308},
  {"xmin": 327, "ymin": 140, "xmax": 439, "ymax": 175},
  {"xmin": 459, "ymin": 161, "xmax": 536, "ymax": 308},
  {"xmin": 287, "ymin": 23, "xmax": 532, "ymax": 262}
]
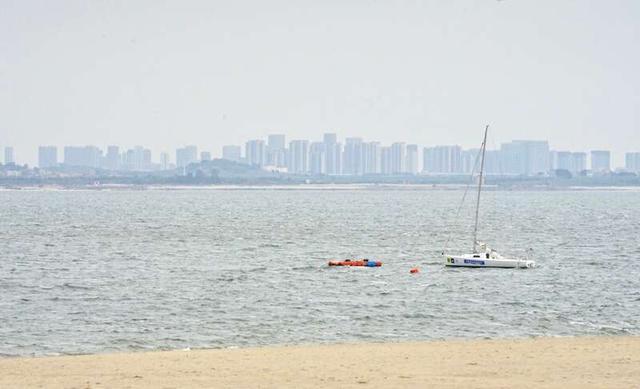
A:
[{"xmin": 1, "ymin": 336, "xmax": 638, "ymax": 388}]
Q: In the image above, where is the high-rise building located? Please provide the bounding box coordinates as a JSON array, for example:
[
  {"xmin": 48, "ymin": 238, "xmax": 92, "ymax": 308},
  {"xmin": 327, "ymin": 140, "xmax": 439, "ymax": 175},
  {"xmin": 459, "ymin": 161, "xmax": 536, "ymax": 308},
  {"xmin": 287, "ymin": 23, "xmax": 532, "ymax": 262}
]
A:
[
  {"xmin": 200, "ymin": 151, "xmax": 211, "ymax": 161},
  {"xmin": 267, "ymin": 134, "xmax": 286, "ymax": 167},
  {"xmin": 222, "ymin": 145, "xmax": 242, "ymax": 162},
  {"xmin": 484, "ymin": 150, "xmax": 502, "ymax": 174},
  {"xmin": 122, "ymin": 149, "xmax": 135, "ymax": 170},
  {"xmin": 118, "ymin": 146, "xmax": 151, "ymax": 171},
  {"xmin": 550, "ymin": 151, "xmax": 572, "ymax": 171},
  {"xmin": 343, "ymin": 137, "xmax": 364, "ymax": 175},
  {"xmin": 133, "ymin": 146, "xmax": 145, "ymax": 171},
  {"xmin": 309, "ymin": 142, "xmax": 326, "ymax": 175},
  {"xmin": 363, "ymin": 142, "xmax": 381, "ymax": 175},
  {"xmin": 500, "ymin": 140, "xmax": 549, "ymax": 176},
  {"xmin": 176, "ymin": 145, "xmax": 198, "ymax": 168},
  {"xmin": 390, "ymin": 142, "xmax": 406, "ymax": 174},
  {"xmin": 105, "ymin": 146, "xmax": 120, "ymax": 170},
  {"xmin": 64, "ymin": 146, "xmax": 102, "ymax": 168},
  {"xmin": 4, "ymin": 146, "xmax": 15, "ymax": 165},
  {"xmin": 405, "ymin": 144, "xmax": 419, "ymax": 174},
  {"xmin": 38, "ymin": 146, "xmax": 57, "ymax": 168},
  {"xmin": 142, "ymin": 148, "xmax": 152, "ymax": 170},
  {"xmin": 590, "ymin": 150, "xmax": 611, "ymax": 172},
  {"xmin": 423, "ymin": 145, "xmax": 462, "ymax": 174},
  {"xmin": 245, "ymin": 140, "xmax": 266, "ymax": 166},
  {"xmin": 380, "ymin": 147, "xmax": 392, "ymax": 175},
  {"xmin": 160, "ymin": 152, "xmax": 170, "ymax": 170},
  {"xmin": 625, "ymin": 152, "xmax": 640, "ymax": 172},
  {"xmin": 461, "ymin": 149, "xmax": 479, "ymax": 174},
  {"xmin": 323, "ymin": 133, "xmax": 341, "ymax": 175},
  {"xmin": 288, "ymin": 140, "xmax": 309, "ymax": 174},
  {"xmin": 571, "ymin": 152, "xmax": 587, "ymax": 174}
]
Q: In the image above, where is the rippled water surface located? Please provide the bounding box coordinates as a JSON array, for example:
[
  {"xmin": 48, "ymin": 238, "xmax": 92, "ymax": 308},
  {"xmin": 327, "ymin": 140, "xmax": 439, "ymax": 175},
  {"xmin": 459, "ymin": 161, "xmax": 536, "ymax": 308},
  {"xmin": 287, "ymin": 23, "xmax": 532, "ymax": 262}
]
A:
[{"xmin": 1, "ymin": 188, "xmax": 639, "ymax": 356}]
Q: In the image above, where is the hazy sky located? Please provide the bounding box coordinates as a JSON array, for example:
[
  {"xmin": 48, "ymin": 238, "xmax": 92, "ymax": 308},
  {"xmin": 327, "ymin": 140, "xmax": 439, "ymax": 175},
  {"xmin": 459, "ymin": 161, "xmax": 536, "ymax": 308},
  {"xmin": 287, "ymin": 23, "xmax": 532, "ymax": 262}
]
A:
[{"xmin": 1, "ymin": 0, "xmax": 639, "ymax": 166}]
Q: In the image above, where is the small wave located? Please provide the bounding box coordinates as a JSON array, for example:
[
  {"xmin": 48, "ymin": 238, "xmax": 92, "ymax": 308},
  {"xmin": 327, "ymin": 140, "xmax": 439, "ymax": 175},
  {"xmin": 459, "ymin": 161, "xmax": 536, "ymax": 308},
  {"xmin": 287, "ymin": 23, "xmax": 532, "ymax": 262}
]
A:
[
  {"xmin": 289, "ymin": 265, "xmax": 316, "ymax": 271},
  {"xmin": 61, "ymin": 282, "xmax": 91, "ymax": 290},
  {"xmin": 598, "ymin": 326, "xmax": 630, "ymax": 335},
  {"xmin": 49, "ymin": 296, "xmax": 72, "ymax": 301},
  {"xmin": 216, "ymin": 274, "xmax": 249, "ymax": 282},
  {"xmin": 402, "ymin": 313, "xmax": 437, "ymax": 319},
  {"xmin": 259, "ymin": 243, "xmax": 281, "ymax": 248}
]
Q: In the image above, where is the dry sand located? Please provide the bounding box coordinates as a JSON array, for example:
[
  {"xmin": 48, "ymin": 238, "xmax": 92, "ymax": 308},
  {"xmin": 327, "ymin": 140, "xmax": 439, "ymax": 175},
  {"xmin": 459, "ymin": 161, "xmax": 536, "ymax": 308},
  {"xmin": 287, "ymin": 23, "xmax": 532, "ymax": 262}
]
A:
[{"xmin": 1, "ymin": 336, "xmax": 639, "ymax": 388}]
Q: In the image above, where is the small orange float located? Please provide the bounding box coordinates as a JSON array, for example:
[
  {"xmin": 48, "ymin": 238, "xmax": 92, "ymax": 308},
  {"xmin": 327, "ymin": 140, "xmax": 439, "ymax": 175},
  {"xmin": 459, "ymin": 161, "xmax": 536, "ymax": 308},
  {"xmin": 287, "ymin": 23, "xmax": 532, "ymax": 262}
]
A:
[{"xmin": 409, "ymin": 267, "xmax": 420, "ymax": 274}]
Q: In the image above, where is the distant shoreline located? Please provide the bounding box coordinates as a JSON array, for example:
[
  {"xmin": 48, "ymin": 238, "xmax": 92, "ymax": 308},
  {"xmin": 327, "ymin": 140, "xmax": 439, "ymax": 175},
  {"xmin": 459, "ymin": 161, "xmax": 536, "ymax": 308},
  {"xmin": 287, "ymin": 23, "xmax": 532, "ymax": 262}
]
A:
[
  {"xmin": 1, "ymin": 336, "xmax": 638, "ymax": 388},
  {"xmin": 2, "ymin": 183, "xmax": 640, "ymax": 191}
]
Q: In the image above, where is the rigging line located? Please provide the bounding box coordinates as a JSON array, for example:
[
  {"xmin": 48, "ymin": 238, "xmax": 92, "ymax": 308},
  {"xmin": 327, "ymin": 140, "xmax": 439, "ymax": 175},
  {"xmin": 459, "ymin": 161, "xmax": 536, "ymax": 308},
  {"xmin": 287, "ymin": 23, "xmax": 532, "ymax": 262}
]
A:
[{"xmin": 441, "ymin": 138, "xmax": 483, "ymax": 255}]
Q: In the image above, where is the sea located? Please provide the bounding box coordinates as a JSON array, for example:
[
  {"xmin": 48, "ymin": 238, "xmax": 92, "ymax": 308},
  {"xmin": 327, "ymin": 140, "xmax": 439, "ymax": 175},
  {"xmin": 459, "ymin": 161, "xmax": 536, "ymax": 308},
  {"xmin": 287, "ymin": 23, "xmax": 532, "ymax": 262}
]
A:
[{"xmin": 1, "ymin": 187, "xmax": 639, "ymax": 356}]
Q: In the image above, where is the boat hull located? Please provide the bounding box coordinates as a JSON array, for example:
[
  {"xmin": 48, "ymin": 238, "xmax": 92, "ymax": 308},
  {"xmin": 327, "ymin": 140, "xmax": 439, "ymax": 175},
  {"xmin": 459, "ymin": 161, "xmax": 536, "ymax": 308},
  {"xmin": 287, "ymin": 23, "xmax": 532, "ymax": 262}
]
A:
[{"xmin": 445, "ymin": 255, "xmax": 535, "ymax": 269}]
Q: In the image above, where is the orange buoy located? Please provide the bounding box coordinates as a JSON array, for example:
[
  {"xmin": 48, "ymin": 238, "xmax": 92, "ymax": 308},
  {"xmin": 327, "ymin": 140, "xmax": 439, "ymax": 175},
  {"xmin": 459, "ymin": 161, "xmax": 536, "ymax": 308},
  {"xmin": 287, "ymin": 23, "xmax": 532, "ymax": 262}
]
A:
[{"xmin": 410, "ymin": 267, "xmax": 420, "ymax": 274}]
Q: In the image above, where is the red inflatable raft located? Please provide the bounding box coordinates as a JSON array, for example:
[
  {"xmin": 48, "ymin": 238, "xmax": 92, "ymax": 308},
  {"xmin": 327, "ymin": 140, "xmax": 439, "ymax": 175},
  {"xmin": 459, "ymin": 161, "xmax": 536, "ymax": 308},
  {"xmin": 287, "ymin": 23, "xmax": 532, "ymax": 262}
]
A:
[{"xmin": 328, "ymin": 259, "xmax": 382, "ymax": 267}]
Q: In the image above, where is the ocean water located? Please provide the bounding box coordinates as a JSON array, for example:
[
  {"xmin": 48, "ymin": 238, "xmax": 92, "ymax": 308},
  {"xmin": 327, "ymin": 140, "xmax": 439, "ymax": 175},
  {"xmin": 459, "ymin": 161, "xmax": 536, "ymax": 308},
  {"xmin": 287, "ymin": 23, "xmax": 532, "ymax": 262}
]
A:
[{"xmin": 1, "ymin": 188, "xmax": 639, "ymax": 357}]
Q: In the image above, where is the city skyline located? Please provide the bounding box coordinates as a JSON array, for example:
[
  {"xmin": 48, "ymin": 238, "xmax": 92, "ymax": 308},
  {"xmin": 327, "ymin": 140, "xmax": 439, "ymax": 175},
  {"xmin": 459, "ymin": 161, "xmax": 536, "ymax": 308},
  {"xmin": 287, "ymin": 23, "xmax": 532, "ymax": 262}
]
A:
[
  {"xmin": 1, "ymin": 2, "xmax": 639, "ymax": 169},
  {"xmin": 3, "ymin": 132, "xmax": 640, "ymax": 174},
  {"xmin": 0, "ymin": 127, "xmax": 637, "ymax": 169}
]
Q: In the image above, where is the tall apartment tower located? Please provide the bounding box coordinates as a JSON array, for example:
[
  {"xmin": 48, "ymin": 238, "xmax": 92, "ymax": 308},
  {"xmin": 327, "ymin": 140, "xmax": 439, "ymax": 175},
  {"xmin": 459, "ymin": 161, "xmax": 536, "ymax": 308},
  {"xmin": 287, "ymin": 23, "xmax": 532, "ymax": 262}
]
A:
[
  {"xmin": 105, "ymin": 146, "xmax": 120, "ymax": 170},
  {"xmin": 245, "ymin": 140, "xmax": 266, "ymax": 166},
  {"xmin": 4, "ymin": 146, "xmax": 15, "ymax": 165},
  {"xmin": 390, "ymin": 142, "xmax": 406, "ymax": 174},
  {"xmin": 590, "ymin": 150, "xmax": 611, "ymax": 172},
  {"xmin": 288, "ymin": 140, "xmax": 309, "ymax": 174},
  {"xmin": 222, "ymin": 145, "xmax": 241, "ymax": 162},
  {"xmin": 160, "ymin": 152, "xmax": 170, "ymax": 170},
  {"xmin": 323, "ymin": 133, "xmax": 341, "ymax": 175},
  {"xmin": 176, "ymin": 145, "xmax": 198, "ymax": 168},
  {"xmin": 423, "ymin": 146, "xmax": 462, "ymax": 173},
  {"xmin": 550, "ymin": 151, "xmax": 572, "ymax": 171},
  {"xmin": 405, "ymin": 144, "xmax": 419, "ymax": 174},
  {"xmin": 200, "ymin": 151, "xmax": 212, "ymax": 161},
  {"xmin": 267, "ymin": 134, "xmax": 286, "ymax": 167},
  {"xmin": 500, "ymin": 140, "xmax": 549, "ymax": 176},
  {"xmin": 343, "ymin": 137, "xmax": 364, "ymax": 175},
  {"xmin": 460, "ymin": 149, "xmax": 479, "ymax": 174},
  {"xmin": 363, "ymin": 141, "xmax": 381, "ymax": 174},
  {"xmin": 309, "ymin": 142, "xmax": 326, "ymax": 175},
  {"xmin": 571, "ymin": 152, "xmax": 587, "ymax": 173},
  {"xmin": 625, "ymin": 152, "xmax": 640, "ymax": 172},
  {"xmin": 380, "ymin": 147, "xmax": 392, "ymax": 175},
  {"xmin": 38, "ymin": 146, "xmax": 58, "ymax": 168}
]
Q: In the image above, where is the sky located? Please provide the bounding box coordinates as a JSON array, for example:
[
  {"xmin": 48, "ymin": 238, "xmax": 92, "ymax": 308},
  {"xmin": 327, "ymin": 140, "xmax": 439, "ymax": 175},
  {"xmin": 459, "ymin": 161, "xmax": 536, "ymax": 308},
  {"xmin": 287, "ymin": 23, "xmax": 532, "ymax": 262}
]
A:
[{"xmin": 1, "ymin": 0, "xmax": 639, "ymax": 167}]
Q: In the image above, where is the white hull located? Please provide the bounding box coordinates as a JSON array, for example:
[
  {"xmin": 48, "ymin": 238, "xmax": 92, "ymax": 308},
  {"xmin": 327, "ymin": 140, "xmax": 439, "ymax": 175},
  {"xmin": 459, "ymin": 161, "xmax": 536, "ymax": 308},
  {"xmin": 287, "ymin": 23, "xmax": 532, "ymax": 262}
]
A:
[{"xmin": 445, "ymin": 255, "xmax": 535, "ymax": 269}]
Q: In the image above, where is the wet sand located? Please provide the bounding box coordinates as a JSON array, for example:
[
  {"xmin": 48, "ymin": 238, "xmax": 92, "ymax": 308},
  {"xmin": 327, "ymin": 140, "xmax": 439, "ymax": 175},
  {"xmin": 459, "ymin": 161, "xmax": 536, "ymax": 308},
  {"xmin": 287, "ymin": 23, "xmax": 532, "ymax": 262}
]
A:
[{"xmin": 1, "ymin": 336, "xmax": 638, "ymax": 388}]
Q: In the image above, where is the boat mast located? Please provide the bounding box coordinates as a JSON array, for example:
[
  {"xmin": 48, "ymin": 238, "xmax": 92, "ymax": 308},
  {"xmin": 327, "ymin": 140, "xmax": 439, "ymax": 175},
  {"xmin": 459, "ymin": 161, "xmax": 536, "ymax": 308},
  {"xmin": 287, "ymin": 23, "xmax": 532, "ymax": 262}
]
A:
[{"xmin": 472, "ymin": 125, "xmax": 489, "ymax": 253}]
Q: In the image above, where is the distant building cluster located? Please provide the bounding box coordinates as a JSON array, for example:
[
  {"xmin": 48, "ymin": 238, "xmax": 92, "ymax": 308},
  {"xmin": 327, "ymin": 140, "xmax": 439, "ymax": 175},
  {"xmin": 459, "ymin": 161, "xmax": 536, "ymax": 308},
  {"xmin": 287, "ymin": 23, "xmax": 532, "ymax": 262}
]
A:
[
  {"xmin": 222, "ymin": 135, "xmax": 639, "ymax": 177},
  {"xmin": 234, "ymin": 135, "xmax": 425, "ymax": 176},
  {"xmin": 35, "ymin": 145, "xmax": 158, "ymax": 171},
  {"xmin": 1, "ymin": 136, "xmax": 639, "ymax": 177}
]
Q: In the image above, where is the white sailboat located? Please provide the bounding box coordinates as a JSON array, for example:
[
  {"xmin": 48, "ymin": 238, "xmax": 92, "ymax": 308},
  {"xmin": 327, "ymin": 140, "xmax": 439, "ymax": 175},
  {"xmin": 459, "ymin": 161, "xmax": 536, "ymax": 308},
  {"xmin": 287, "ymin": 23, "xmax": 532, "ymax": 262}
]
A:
[{"xmin": 444, "ymin": 125, "xmax": 535, "ymax": 269}]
